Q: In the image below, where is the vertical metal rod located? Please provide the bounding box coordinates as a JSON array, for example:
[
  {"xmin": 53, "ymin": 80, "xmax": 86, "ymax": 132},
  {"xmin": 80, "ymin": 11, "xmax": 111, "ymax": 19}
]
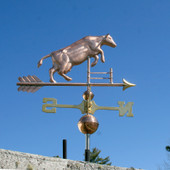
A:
[
  {"xmin": 87, "ymin": 57, "xmax": 91, "ymax": 84},
  {"xmin": 85, "ymin": 134, "xmax": 90, "ymax": 150},
  {"xmin": 85, "ymin": 134, "xmax": 90, "ymax": 162},
  {"xmin": 87, "ymin": 57, "xmax": 91, "ymax": 111},
  {"xmin": 63, "ymin": 139, "xmax": 67, "ymax": 159},
  {"xmin": 85, "ymin": 57, "xmax": 91, "ymax": 162},
  {"xmin": 110, "ymin": 68, "xmax": 113, "ymax": 83}
]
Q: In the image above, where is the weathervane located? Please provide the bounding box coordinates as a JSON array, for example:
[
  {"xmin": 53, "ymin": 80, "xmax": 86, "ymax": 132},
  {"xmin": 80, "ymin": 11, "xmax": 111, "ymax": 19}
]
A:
[{"xmin": 17, "ymin": 34, "xmax": 135, "ymax": 161}]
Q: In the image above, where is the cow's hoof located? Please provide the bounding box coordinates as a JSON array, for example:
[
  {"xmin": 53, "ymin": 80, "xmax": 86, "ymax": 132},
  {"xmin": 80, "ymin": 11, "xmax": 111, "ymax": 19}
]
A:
[
  {"xmin": 50, "ymin": 79, "xmax": 57, "ymax": 83},
  {"xmin": 91, "ymin": 63, "xmax": 95, "ymax": 67},
  {"xmin": 66, "ymin": 78, "xmax": 72, "ymax": 81}
]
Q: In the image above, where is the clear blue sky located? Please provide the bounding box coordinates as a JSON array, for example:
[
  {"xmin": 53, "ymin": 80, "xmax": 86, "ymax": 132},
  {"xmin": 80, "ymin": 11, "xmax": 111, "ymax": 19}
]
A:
[{"xmin": 0, "ymin": 0, "xmax": 170, "ymax": 169}]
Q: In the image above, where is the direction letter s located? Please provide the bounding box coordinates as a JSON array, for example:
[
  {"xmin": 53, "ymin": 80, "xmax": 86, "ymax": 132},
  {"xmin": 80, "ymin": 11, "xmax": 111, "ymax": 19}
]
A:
[{"xmin": 42, "ymin": 98, "xmax": 57, "ymax": 113}]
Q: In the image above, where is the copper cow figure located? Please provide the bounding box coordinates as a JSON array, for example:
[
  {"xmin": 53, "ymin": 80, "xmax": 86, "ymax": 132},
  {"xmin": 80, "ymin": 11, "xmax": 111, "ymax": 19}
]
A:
[{"xmin": 38, "ymin": 34, "xmax": 117, "ymax": 83}]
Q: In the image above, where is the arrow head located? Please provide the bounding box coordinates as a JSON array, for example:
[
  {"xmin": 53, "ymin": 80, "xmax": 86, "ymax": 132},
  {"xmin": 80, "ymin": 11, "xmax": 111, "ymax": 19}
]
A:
[{"xmin": 122, "ymin": 79, "xmax": 136, "ymax": 91}]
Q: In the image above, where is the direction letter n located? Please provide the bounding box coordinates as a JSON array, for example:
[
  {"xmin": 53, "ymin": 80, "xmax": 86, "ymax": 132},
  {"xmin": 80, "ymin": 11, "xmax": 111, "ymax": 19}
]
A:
[{"xmin": 118, "ymin": 102, "xmax": 134, "ymax": 117}]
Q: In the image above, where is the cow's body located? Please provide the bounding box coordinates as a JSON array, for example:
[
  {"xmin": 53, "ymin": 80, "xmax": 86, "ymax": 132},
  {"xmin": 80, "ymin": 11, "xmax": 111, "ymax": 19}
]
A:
[{"xmin": 38, "ymin": 34, "xmax": 117, "ymax": 83}]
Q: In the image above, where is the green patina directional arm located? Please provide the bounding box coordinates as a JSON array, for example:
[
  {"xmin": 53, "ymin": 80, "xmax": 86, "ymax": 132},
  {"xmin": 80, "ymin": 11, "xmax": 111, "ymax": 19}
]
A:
[
  {"xmin": 42, "ymin": 98, "xmax": 85, "ymax": 113},
  {"xmin": 42, "ymin": 98, "xmax": 134, "ymax": 117},
  {"xmin": 89, "ymin": 101, "xmax": 134, "ymax": 117}
]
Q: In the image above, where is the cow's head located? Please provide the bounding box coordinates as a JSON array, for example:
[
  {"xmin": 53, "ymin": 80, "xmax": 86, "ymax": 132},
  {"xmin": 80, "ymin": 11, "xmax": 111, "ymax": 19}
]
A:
[{"xmin": 102, "ymin": 34, "xmax": 117, "ymax": 48}]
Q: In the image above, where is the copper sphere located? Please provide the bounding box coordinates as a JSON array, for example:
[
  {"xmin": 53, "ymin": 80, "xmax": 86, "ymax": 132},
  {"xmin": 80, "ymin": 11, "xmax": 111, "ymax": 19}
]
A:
[
  {"xmin": 78, "ymin": 114, "xmax": 99, "ymax": 134},
  {"xmin": 83, "ymin": 91, "xmax": 94, "ymax": 100}
]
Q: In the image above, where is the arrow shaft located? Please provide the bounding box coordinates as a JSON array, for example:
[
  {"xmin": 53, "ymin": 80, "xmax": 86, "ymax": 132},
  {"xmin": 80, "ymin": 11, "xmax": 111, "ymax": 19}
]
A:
[
  {"xmin": 17, "ymin": 76, "xmax": 135, "ymax": 92},
  {"xmin": 17, "ymin": 82, "xmax": 124, "ymax": 87}
]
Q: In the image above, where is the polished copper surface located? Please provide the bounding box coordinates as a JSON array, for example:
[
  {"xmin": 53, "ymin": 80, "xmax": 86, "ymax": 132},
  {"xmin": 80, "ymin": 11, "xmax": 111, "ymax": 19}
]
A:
[
  {"xmin": 83, "ymin": 90, "xmax": 94, "ymax": 100},
  {"xmin": 37, "ymin": 34, "xmax": 116, "ymax": 83},
  {"xmin": 17, "ymin": 78, "xmax": 135, "ymax": 92},
  {"xmin": 18, "ymin": 75, "xmax": 42, "ymax": 93},
  {"xmin": 78, "ymin": 114, "xmax": 99, "ymax": 134}
]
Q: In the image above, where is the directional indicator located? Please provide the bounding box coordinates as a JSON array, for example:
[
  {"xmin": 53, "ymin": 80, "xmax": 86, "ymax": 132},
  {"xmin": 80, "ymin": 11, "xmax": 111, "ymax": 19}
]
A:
[
  {"xmin": 122, "ymin": 79, "xmax": 136, "ymax": 91},
  {"xmin": 17, "ymin": 75, "xmax": 135, "ymax": 92},
  {"xmin": 90, "ymin": 101, "xmax": 134, "ymax": 117},
  {"xmin": 17, "ymin": 35, "xmax": 136, "ymax": 162},
  {"xmin": 42, "ymin": 98, "xmax": 85, "ymax": 114},
  {"xmin": 42, "ymin": 98, "xmax": 134, "ymax": 117}
]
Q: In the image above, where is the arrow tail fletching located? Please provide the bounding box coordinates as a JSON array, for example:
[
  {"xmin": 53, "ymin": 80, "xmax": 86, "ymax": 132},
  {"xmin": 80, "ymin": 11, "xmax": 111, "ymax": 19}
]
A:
[{"xmin": 17, "ymin": 75, "xmax": 43, "ymax": 93}]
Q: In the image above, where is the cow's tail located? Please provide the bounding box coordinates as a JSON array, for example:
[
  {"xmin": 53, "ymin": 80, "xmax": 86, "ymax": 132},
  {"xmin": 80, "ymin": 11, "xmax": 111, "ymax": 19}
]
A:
[{"xmin": 37, "ymin": 54, "xmax": 51, "ymax": 68}]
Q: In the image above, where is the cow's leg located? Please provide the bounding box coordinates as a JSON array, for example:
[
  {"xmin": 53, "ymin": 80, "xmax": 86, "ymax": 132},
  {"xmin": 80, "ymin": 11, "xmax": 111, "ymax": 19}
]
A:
[
  {"xmin": 64, "ymin": 63, "xmax": 72, "ymax": 74},
  {"xmin": 91, "ymin": 55, "xmax": 99, "ymax": 67},
  {"xmin": 58, "ymin": 63, "xmax": 72, "ymax": 81},
  {"xmin": 49, "ymin": 66, "xmax": 58, "ymax": 83},
  {"xmin": 52, "ymin": 52, "xmax": 72, "ymax": 81},
  {"xmin": 96, "ymin": 47, "xmax": 105, "ymax": 63},
  {"xmin": 58, "ymin": 71, "xmax": 72, "ymax": 81}
]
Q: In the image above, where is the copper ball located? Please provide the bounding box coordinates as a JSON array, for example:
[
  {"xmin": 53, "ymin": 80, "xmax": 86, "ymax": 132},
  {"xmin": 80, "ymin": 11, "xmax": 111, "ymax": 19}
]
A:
[
  {"xmin": 78, "ymin": 114, "xmax": 99, "ymax": 134},
  {"xmin": 83, "ymin": 91, "xmax": 94, "ymax": 100}
]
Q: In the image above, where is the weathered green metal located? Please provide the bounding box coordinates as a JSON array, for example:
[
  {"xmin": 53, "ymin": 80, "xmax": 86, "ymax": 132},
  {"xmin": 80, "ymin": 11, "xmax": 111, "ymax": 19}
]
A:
[{"xmin": 42, "ymin": 98, "xmax": 134, "ymax": 117}]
